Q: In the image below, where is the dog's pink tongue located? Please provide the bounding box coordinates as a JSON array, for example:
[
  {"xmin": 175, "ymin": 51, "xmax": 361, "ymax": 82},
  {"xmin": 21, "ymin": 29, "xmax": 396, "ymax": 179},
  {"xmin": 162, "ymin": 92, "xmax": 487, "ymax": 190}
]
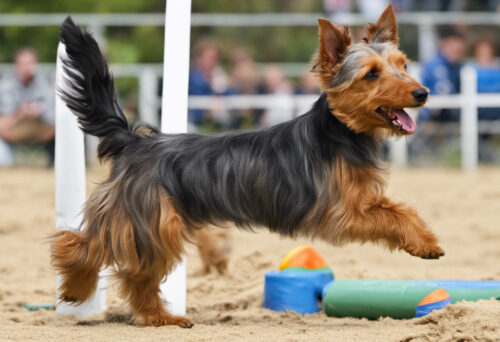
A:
[{"xmin": 393, "ymin": 109, "xmax": 416, "ymax": 133}]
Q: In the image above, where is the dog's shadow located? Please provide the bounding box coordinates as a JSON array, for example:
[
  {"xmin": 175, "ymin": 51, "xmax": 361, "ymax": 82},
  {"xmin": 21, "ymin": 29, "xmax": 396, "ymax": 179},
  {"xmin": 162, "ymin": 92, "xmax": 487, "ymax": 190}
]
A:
[{"xmin": 76, "ymin": 308, "xmax": 136, "ymax": 326}]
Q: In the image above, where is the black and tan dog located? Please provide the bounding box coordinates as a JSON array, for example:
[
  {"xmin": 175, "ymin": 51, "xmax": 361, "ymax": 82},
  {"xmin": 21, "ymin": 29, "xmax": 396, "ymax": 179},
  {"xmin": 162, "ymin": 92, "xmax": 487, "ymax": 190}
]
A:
[{"xmin": 52, "ymin": 4, "xmax": 444, "ymax": 328}]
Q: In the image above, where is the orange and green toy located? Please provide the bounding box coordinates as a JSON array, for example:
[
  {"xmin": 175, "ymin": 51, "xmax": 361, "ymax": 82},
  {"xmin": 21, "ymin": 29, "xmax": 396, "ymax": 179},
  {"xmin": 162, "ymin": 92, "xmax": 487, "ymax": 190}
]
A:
[{"xmin": 279, "ymin": 245, "xmax": 333, "ymax": 274}]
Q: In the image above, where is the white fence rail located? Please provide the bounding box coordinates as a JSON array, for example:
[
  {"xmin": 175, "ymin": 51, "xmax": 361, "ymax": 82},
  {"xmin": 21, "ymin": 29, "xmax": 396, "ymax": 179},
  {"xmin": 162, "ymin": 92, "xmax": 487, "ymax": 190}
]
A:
[{"xmin": 3, "ymin": 12, "xmax": 500, "ymax": 26}]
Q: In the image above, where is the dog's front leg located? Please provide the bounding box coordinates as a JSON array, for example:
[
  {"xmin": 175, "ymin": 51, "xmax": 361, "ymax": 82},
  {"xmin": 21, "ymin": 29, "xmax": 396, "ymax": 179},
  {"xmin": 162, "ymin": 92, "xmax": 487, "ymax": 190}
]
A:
[{"xmin": 338, "ymin": 197, "xmax": 445, "ymax": 259}]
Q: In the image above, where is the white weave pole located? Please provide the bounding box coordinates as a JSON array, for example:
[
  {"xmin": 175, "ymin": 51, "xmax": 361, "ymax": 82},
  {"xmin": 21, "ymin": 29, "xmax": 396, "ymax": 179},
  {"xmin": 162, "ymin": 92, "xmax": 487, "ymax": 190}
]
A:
[
  {"xmin": 54, "ymin": 42, "xmax": 107, "ymax": 316},
  {"xmin": 159, "ymin": 0, "xmax": 192, "ymax": 316},
  {"xmin": 460, "ymin": 64, "xmax": 478, "ymax": 172}
]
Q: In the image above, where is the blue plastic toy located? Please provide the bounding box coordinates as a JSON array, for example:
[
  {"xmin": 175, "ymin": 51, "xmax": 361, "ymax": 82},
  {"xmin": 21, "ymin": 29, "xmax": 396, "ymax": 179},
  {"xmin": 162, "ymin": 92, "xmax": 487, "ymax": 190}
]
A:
[{"xmin": 263, "ymin": 270, "xmax": 333, "ymax": 314}]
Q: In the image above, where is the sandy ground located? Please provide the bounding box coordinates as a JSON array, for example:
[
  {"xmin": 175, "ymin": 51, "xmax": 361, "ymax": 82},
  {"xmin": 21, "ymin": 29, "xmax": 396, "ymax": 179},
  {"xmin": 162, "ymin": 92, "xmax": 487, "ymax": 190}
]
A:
[{"xmin": 0, "ymin": 167, "xmax": 499, "ymax": 342}]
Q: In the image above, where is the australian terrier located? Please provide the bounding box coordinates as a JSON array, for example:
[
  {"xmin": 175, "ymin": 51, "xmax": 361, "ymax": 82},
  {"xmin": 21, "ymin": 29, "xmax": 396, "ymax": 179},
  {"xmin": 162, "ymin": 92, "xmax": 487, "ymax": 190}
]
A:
[{"xmin": 52, "ymin": 4, "xmax": 444, "ymax": 328}]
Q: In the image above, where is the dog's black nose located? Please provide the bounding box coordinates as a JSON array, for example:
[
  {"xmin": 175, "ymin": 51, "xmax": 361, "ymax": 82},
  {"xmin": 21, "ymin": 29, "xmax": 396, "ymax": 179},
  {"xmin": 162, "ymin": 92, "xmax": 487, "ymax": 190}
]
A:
[{"xmin": 412, "ymin": 88, "xmax": 428, "ymax": 103}]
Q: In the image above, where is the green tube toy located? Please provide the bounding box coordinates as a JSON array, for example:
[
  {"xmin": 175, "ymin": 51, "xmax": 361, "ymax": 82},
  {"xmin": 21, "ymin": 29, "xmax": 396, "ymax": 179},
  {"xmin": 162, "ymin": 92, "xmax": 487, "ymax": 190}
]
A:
[{"xmin": 322, "ymin": 280, "xmax": 500, "ymax": 319}]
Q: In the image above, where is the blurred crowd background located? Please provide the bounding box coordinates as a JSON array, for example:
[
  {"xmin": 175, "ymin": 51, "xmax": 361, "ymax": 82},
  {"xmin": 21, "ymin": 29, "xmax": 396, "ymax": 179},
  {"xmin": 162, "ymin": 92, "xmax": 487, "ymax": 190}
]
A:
[{"xmin": 1, "ymin": 0, "xmax": 500, "ymax": 167}]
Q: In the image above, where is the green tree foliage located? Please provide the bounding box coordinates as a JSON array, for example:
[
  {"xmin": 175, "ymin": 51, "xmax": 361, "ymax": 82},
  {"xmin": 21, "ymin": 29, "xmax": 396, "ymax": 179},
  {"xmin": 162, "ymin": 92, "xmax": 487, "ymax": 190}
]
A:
[
  {"xmin": 0, "ymin": 0, "xmax": 323, "ymax": 63},
  {"xmin": 0, "ymin": 0, "xmax": 325, "ymax": 118}
]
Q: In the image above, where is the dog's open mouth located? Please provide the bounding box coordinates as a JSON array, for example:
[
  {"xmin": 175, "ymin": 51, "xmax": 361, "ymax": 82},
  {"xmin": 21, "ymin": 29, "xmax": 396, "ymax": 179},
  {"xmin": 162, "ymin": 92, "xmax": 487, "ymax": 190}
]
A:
[{"xmin": 375, "ymin": 107, "xmax": 416, "ymax": 134}]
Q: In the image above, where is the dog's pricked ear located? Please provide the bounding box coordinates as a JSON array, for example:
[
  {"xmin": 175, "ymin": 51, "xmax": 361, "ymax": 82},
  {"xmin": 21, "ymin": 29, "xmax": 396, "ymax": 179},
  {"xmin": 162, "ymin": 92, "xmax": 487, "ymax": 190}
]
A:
[
  {"xmin": 318, "ymin": 19, "xmax": 351, "ymax": 66},
  {"xmin": 365, "ymin": 3, "xmax": 399, "ymax": 45},
  {"xmin": 312, "ymin": 19, "xmax": 351, "ymax": 90}
]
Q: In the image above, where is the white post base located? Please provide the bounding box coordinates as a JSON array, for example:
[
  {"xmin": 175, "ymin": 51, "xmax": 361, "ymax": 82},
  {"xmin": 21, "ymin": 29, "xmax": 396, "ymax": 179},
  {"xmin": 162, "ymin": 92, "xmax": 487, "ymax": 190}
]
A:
[
  {"xmin": 55, "ymin": 273, "xmax": 107, "ymax": 316},
  {"xmin": 160, "ymin": 257, "xmax": 187, "ymax": 316}
]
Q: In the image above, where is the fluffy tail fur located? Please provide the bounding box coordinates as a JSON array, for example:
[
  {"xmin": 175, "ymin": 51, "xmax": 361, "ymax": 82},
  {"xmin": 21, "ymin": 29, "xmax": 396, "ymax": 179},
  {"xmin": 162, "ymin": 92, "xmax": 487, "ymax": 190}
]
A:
[{"xmin": 58, "ymin": 16, "xmax": 146, "ymax": 160}]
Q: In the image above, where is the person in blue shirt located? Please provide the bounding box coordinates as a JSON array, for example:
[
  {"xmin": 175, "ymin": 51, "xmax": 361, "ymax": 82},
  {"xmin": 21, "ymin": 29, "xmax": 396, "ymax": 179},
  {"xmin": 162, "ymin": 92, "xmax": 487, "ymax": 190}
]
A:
[
  {"xmin": 473, "ymin": 38, "xmax": 500, "ymax": 162},
  {"xmin": 420, "ymin": 28, "xmax": 466, "ymax": 122},
  {"xmin": 188, "ymin": 40, "xmax": 222, "ymax": 127},
  {"xmin": 473, "ymin": 38, "xmax": 500, "ymax": 120}
]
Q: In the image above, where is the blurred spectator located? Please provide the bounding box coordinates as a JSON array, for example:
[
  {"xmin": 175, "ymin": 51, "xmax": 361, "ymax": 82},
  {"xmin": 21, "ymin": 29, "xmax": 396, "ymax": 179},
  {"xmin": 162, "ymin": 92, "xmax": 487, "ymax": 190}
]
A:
[
  {"xmin": 258, "ymin": 65, "xmax": 293, "ymax": 95},
  {"xmin": 472, "ymin": 38, "xmax": 500, "ymax": 162},
  {"xmin": 474, "ymin": 38, "xmax": 499, "ymax": 70},
  {"xmin": 390, "ymin": 0, "xmax": 414, "ymax": 12},
  {"xmin": 473, "ymin": 38, "xmax": 500, "ymax": 121},
  {"xmin": 357, "ymin": 0, "xmax": 390, "ymax": 20},
  {"xmin": 0, "ymin": 47, "xmax": 55, "ymax": 167},
  {"xmin": 257, "ymin": 65, "xmax": 294, "ymax": 126},
  {"xmin": 420, "ymin": 27, "xmax": 466, "ymax": 122},
  {"xmin": 229, "ymin": 48, "xmax": 258, "ymax": 95},
  {"xmin": 323, "ymin": 0, "xmax": 352, "ymax": 15},
  {"xmin": 295, "ymin": 72, "xmax": 321, "ymax": 95},
  {"xmin": 188, "ymin": 40, "xmax": 229, "ymax": 128},
  {"xmin": 228, "ymin": 48, "xmax": 260, "ymax": 128}
]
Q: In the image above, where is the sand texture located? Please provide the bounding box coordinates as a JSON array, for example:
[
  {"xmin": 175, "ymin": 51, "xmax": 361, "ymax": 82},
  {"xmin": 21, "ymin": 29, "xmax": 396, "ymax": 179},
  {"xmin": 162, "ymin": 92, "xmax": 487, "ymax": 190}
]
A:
[{"xmin": 0, "ymin": 167, "xmax": 499, "ymax": 341}]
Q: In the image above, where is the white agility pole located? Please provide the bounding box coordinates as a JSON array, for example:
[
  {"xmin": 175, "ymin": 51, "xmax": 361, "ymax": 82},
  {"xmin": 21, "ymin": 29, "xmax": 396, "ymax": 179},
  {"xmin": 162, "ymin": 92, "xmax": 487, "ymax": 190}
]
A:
[
  {"xmin": 460, "ymin": 65, "xmax": 478, "ymax": 172},
  {"xmin": 54, "ymin": 42, "xmax": 107, "ymax": 316},
  {"xmin": 159, "ymin": 0, "xmax": 192, "ymax": 316}
]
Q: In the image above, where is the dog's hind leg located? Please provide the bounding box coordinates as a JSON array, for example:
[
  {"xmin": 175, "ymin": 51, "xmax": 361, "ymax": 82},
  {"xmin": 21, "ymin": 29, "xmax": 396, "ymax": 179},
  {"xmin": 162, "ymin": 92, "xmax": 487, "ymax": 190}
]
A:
[
  {"xmin": 115, "ymin": 195, "xmax": 194, "ymax": 327},
  {"xmin": 116, "ymin": 268, "xmax": 193, "ymax": 328},
  {"xmin": 196, "ymin": 227, "xmax": 230, "ymax": 275},
  {"xmin": 52, "ymin": 230, "xmax": 103, "ymax": 303}
]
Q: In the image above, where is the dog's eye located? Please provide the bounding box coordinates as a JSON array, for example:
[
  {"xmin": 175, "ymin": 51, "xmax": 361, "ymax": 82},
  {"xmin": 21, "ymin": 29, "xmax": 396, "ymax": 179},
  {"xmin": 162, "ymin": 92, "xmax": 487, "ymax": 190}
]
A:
[
  {"xmin": 364, "ymin": 70, "xmax": 378, "ymax": 81},
  {"xmin": 404, "ymin": 64, "xmax": 408, "ymax": 71}
]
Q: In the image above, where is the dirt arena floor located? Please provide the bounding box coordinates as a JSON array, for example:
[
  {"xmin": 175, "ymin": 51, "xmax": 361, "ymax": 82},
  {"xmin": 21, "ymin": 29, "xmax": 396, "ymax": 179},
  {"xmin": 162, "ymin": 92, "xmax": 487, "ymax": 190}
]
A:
[{"xmin": 0, "ymin": 167, "xmax": 499, "ymax": 341}]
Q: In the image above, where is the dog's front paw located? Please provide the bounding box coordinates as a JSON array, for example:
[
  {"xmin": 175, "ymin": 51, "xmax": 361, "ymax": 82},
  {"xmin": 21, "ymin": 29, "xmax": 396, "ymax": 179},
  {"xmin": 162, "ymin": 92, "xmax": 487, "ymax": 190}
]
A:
[
  {"xmin": 418, "ymin": 245, "xmax": 445, "ymax": 259},
  {"xmin": 404, "ymin": 242, "xmax": 445, "ymax": 259},
  {"xmin": 401, "ymin": 229, "xmax": 444, "ymax": 259}
]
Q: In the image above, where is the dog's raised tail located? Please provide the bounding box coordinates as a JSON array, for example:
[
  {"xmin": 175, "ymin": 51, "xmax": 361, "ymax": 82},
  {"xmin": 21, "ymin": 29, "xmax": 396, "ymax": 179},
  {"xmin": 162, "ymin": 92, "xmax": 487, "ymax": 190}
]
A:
[{"xmin": 58, "ymin": 16, "xmax": 134, "ymax": 160}]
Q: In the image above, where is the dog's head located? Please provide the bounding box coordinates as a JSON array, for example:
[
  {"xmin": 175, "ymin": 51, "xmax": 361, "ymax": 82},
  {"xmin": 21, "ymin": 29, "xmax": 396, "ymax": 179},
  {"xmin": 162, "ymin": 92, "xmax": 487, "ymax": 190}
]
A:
[{"xmin": 312, "ymin": 4, "xmax": 428, "ymax": 136}]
